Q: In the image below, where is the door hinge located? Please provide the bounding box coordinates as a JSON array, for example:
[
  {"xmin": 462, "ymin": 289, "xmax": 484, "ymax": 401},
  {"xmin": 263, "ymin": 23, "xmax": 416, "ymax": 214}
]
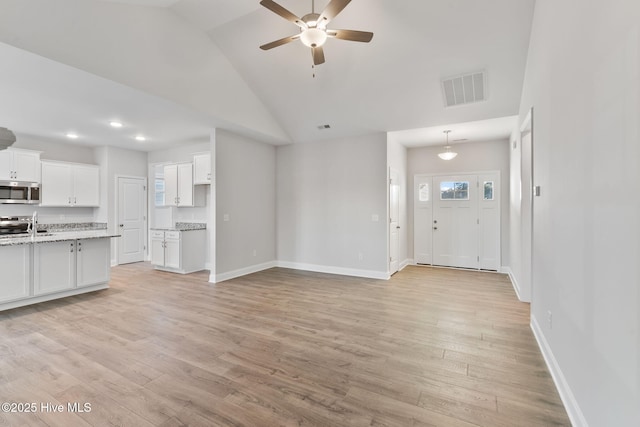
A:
[
  {"xmin": 477, "ymin": 256, "xmax": 480, "ymax": 262},
  {"xmin": 144, "ymin": 185, "xmax": 147, "ymax": 191},
  {"xmin": 144, "ymin": 245, "xmax": 147, "ymax": 250},
  {"xmin": 477, "ymin": 218, "xmax": 479, "ymax": 224}
]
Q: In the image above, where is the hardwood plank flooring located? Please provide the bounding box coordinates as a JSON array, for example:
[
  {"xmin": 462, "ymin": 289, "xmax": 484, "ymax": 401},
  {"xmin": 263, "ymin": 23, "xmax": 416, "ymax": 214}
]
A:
[{"xmin": 0, "ymin": 264, "xmax": 570, "ymax": 426}]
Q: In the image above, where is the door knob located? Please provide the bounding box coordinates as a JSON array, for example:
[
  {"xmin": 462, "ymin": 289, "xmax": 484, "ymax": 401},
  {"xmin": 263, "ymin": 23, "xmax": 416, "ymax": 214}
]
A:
[
  {"xmin": 433, "ymin": 227, "xmax": 438, "ymax": 230},
  {"xmin": 396, "ymin": 226, "xmax": 401, "ymax": 229},
  {"xmin": 119, "ymin": 224, "xmax": 124, "ymax": 227}
]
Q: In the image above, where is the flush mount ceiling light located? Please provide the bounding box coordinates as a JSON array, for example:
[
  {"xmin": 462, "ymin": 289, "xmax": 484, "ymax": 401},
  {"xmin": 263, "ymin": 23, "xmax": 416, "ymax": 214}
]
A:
[
  {"xmin": 259, "ymin": 0, "xmax": 373, "ymax": 66},
  {"xmin": 438, "ymin": 130, "xmax": 457, "ymax": 160},
  {"xmin": 135, "ymin": 135, "xmax": 146, "ymax": 141},
  {"xmin": 66, "ymin": 132, "xmax": 79, "ymax": 139},
  {"xmin": 109, "ymin": 121, "xmax": 123, "ymax": 128}
]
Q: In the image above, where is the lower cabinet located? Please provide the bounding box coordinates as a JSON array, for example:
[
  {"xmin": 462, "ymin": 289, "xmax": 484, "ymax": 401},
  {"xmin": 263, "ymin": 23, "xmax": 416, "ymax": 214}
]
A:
[
  {"xmin": 0, "ymin": 245, "xmax": 31, "ymax": 303},
  {"xmin": 34, "ymin": 238, "xmax": 111, "ymax": 296},
  {"xmin": 151, "ymin": 229, "xmax": 205, "ymax": 274}
]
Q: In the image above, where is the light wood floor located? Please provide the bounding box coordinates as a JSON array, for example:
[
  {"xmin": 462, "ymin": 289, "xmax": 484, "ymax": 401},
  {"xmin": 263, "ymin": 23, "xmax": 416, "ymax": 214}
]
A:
[{"xmin": 0, "ymin": 264, "xmax": 570, "ymax": 426}]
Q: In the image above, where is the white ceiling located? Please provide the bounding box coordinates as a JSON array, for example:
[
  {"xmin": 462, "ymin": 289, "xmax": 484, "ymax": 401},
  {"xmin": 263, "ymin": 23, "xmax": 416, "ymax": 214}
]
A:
[{"xmin": 0, "ymin": 0, "xmax": 535, "ymax": 150}]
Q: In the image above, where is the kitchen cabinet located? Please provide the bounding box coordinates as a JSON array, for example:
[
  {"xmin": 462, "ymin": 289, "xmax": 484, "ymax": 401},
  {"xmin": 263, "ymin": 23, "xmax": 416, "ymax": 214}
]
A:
[
  {"xmin": 0, "ymin": 245, "xmax": 31, "ymax": 303},
  {"xmin": 151, "ymin": 229, "xmax": 206, "ymax": 274},
  {"xmin": 193, "ymin": 153, "xmax": 211, "ymax": 185},
  {"xmin": 34, "ymin": 240, "xmax": 76, "ymax": 296},
  {"xmin": 33, "ymin": 237, "xmax": 111, "ymax": 295},
  {"xmin": 77, "ymin": 238, "xmax": 110, "ymax": 287},
  {"xmin": 163, "ymin": 163, "xmax": 205, "ymax": 207},
  {"xmin": 0, "ymin": 148, "xmax": 41, "ymax": 182},
  {"xmin": 41, "ymin": 161, "xmax": 100, "ymax": 207}
]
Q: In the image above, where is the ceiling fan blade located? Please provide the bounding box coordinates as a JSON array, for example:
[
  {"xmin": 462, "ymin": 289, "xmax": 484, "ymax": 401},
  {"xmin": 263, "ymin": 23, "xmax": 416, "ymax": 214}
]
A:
[
  {"xmin": 260, "ymin": 34, "xmax": 300, "ymax": 50},
  {"xmin": 312, "ymin": 46, "xmax": 325, "ymax": 65},
  {"xmin": 318, "ymin": 0, "xmax": 351, "ymax": 25},
  {"xmin": 327, "ymin": 29, "xmax": 373, "ymax": 43},
  {"xmin": 259, "ymin": 0, "xmax": 307, "ymax": 29}
]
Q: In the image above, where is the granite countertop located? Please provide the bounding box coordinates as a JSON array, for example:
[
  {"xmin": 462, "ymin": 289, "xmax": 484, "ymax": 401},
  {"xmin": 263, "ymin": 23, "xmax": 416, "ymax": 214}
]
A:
[
  {"xmin": 151, "ymin": 222, "xmax": 206, "ymax": 232},
  {"xmin": 0, "ymin": 230, "xmax": 120, "ymax": 247}
]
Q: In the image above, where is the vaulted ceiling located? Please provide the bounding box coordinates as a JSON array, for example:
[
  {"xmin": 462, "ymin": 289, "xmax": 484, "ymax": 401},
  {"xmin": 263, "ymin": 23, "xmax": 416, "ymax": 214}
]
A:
[{"xmin": 0, "ymin": 0, "xmax": 535, "ymax": 150}]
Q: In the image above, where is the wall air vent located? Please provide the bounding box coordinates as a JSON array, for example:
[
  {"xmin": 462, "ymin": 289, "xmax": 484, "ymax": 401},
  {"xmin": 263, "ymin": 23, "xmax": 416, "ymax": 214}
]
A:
[{"xmin": 441, "ymin": 71, "xmax": 486, "ymax": 107}]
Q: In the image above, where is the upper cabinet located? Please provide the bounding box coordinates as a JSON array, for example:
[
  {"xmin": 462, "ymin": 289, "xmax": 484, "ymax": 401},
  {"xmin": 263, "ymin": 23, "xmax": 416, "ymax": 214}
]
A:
[
  {"xmin": 163, "ymin": 163, "xmax": 205, "ymax": 207},
  {"xmin": 41, "ymin": 160, "xmax": 100, "ymax": 207},
  {"xmin": 0, "ymin": 148, "xmax": 41, "ymax": 182},
  {"xmin": 193, "ymin": 153, "xmax": 211, "ymax": 185}
]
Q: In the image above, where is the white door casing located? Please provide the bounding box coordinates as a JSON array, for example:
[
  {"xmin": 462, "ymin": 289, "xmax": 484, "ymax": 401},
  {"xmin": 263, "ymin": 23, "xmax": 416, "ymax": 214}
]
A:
[
  {"xmin": 389, "ymin": 169, "xmax": 400, "ymax": 275},
  {"xmin": 117, "ymin": 176, "xmax": 146, "ymax": 265}
]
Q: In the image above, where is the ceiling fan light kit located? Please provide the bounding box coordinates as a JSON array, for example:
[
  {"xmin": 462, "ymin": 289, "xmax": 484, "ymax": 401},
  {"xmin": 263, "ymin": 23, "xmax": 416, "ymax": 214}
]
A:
[
  {"xmin": 438, "ymin": 130, "xmax": 458, "ymax": 160},
  {"xmin": 259, "ymin": 0, "xmax": 373, "ymax": 66}
]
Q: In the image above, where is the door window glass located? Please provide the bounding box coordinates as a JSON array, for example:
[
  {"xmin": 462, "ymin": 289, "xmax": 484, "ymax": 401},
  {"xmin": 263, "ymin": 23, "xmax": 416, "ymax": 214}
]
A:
[
  {"xmin": 483, "ymin": 181, "xmax": 494, "ymax": 200},
  {"xmin": 440, "ymin": 181, "xmax": 469, "ymax": 200},
  {"xmin": 418, "ymin": 183, "xmax": 430, "ymax": 201}
]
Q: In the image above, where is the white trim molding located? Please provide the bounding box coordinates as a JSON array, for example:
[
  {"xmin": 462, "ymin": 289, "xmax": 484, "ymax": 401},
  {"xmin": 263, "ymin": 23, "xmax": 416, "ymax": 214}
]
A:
[
  {"xmin": 277, "ymin": 261, "xmax": 390, "ymax": 280},
  {"xmin": 531, "ymin": 315, "xmax": 588, "ymax": 427},
  {"xmin": 213, "ymin": 261, "xmax": 277, "ymax": 284},
  {"xmin": 400, "ymin": 259, "xmax": 413, "ymax": 271},
  {"xmin": 503, "ymin": 266, "xmax": 530, "ymax": 302}
]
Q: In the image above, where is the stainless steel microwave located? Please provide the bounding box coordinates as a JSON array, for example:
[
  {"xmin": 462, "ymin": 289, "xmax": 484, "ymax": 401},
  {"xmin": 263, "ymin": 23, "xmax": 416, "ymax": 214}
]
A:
[{"xmin": 0, "ymin": 181, "xmax": 40, "ymax": 204}]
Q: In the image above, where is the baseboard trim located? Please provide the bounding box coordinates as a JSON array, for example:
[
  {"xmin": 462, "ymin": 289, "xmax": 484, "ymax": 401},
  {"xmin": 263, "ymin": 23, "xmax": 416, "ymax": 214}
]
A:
[
  {"xmin": 531, "ymin": 315, "xmax": 588, "ymax": 427},
  {"xmin": 400, "ymin": 259, "xmax": 413, "ymax": 271},
  {"xmin": 277, "ymin": 261, "xmax": 390, "ymax": 280},
  {"xmin": 213, "ymin": 261, "xmax": 277, "ymax": 283},
  {"xmin": 502, "ymin": 266, "xmax": 529, "ymax": 302}
]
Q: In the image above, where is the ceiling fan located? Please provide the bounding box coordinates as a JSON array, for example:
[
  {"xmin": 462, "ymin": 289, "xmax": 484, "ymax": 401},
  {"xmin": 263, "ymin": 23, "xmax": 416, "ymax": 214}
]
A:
[{"xmin": 259, "ymin": 0, "xmax": 373, "ymax": 66}]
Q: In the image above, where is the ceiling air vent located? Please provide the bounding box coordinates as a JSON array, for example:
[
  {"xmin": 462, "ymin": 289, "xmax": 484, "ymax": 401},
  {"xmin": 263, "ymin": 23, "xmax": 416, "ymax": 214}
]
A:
[{"xmin": 441, "ymin": 71, "xmax": 486, "ymax": 107}]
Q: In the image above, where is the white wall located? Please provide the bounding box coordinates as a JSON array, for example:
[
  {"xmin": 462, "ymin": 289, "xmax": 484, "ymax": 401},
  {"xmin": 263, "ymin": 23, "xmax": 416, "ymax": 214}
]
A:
[
  {"xmin": 406, "ymin": 139, "xmax": 511, "ymax": 268},
  {"xmin": 214, "ymin": 130, "xmax": 276, "ymax": 280},
  {"xmin": 517, "ymin": 0, "xmax": 640, "ymax": 425},
  {"xmin": 276, "ymin": 133, "xmax": 388, "ymax": 278},
  {"xmin": 94, "ymin": 146, "xmax": 148, "ymax": 265},
  {"xmin": 387, "ymin": 137, "xmax": 409, "ymax": 269}
]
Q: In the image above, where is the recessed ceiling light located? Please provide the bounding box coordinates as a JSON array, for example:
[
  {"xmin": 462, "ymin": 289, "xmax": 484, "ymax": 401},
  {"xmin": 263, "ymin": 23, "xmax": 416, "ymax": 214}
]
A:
[
  {"xmin": 135, "ymin": 135, "xmax": 146, "ymax": 141},
  {"xmin": 109, "ymin": 121, "xmax": 123, "ymax": 128},
  {"xmin": 66, "ymin": 133, "xmax": 79, "ymax": 139}
]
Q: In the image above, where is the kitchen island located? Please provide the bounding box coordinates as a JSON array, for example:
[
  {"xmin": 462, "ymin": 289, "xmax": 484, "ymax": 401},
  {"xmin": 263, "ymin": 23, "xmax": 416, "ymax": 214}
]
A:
[{"xmin": 0, "ymin": 229, "xmax": 119, "ymax": 311}]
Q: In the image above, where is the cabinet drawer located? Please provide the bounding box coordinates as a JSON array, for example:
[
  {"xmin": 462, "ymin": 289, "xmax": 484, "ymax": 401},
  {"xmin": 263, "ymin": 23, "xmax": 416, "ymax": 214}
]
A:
[
  {"xmin": 151, "ymin": 230, "xmax": 165, "ymax": 239},
  {"xmin": 165, "ymin": 231, "xmax": 181, "ymax": 240}
]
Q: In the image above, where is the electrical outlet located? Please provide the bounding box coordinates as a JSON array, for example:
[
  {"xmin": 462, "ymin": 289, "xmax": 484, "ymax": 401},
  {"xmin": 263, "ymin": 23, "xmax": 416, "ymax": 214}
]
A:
[
  {"xmin": 547, "ymin": 310, "xmax": 553, "ymax": 329},
  {"xmin": 371, "ymin": 214, "xmax": 379, "ymax": 222},
  {"xmin": 358, "ymin": 252, "xmax": 363, "ymax": 261},
  {"xmin": 223, "ymin": 214, "xmax": 230, "ymax": 222},
  {"xmin": 252, "ymin": 249, "xmax": 257, "ymax": 257}
]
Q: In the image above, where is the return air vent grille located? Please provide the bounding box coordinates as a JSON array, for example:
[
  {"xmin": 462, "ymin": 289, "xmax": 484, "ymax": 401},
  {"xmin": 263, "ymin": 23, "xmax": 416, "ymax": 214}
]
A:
[{"xmin": 441, "ymin": 71, "xmax": 486, "ymax": 107}]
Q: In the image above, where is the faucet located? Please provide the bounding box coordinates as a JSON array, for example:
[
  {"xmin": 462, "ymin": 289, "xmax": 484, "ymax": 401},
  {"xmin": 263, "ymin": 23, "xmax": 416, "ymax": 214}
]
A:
[{"xmin": 29, "ymin": 211, "xmax": 37, "ymax": 235}]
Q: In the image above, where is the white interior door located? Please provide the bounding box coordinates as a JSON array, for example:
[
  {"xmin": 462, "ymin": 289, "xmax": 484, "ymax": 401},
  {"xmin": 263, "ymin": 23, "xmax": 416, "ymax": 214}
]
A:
[
  {"xmin": 433, "ymin": 175, "xmax": 479, "ymax": 269},
  {"xmin": 117, "ymin": 176, "xmax": 146, "ymax": 265},
  {"xmin": 414, "ymin": 175, "xmax": 433, "ymax": 264},
  {"xmin": 389, "ymin": 169, "xmax": 400, "ymax": 274}
]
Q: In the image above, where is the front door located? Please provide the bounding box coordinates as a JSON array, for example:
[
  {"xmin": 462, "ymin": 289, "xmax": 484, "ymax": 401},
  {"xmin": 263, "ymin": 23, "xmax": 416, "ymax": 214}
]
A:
[
  {"xmin": 117, "ymin": 176, "xmax": 146, "ymax": 264},
  {"xmin": 432, "ymin": 175, "xmax": 479, "ymax": 269}
]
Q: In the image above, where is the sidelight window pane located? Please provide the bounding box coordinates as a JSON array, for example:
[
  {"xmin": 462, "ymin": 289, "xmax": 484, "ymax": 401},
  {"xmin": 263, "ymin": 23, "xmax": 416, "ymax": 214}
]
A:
[{"xmin": 484, "ymin": 181, "xmax": 494, "ymax": 200}]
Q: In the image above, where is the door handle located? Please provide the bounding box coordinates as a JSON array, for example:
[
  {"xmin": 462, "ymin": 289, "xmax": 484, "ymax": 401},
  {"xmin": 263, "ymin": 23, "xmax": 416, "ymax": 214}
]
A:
[
  {"xmin": 396, "ymin": 226, "xmax": 401, "ymax": 229},
  {"xmin": 433, "ymin": 227, "xmax": 438, "ymax": 230},
  {"xmin": 119, "ymin": 224, "xmax": 124, "ymax": 227}
]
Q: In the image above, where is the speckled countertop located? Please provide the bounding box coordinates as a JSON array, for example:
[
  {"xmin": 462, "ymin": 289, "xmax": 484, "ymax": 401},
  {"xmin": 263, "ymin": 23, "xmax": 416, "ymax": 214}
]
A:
[
  {"xmin": 151, "ymin": 222, "xmax": 206, "ymax": 232},
  {"xmin": 0, "ymin": 225, "xmax": 119, "ymax": 247}
]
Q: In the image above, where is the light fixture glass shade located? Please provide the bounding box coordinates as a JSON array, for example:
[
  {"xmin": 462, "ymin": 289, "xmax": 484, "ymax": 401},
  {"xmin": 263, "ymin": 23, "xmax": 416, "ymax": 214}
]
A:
[
  {"xmin": 438, "ymin": 147, "xmax": 457, "ymax": 160},
  {"xmin": 300, "ymin": 28, "xmax": 327, "ymax": 47}
]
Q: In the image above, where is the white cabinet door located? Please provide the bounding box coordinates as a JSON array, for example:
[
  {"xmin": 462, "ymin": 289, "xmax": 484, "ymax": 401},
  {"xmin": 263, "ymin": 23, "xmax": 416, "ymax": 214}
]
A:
[
  {"xmin": 0, "ymin": 150, "xmax": 12, "ymax": 180},
  {"xmin": 164, "ymin": 164, "xmax": 178, "ymax": 207},
  {"xmin": 193, "ymin": 153, "xmax": 211, "ymax": 185},
  {"xmin": 150, "ymin": 231, "xmax": 166, "ymax": 266},
  {"xmin": 0, "ymin": 245, "xmax": 31, "ymax": 303},
  {"xmin": 14, "ymin": 151, "xmax": 41, "ymax": 182},
  {"xmin": 41, "ymin": 161, "xmax": 73, "ymax": 206},
  {"xmin": 34, "ymin": 241, "xmax": 75, "ymax": 296},
  {"xmin": 73, "ymin": 164, "xmax": 100, "ymax": 207},
  {"xmin": 164, "ymin": 234, "xmax": 181, "ymax": 270},
  {"xmin": 177, "ymin": 163, "xmax": 194, "ymax": 206},
  {"xmin": 77, "ymin": 238, "xmax": 110, "ymax": 287}
]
